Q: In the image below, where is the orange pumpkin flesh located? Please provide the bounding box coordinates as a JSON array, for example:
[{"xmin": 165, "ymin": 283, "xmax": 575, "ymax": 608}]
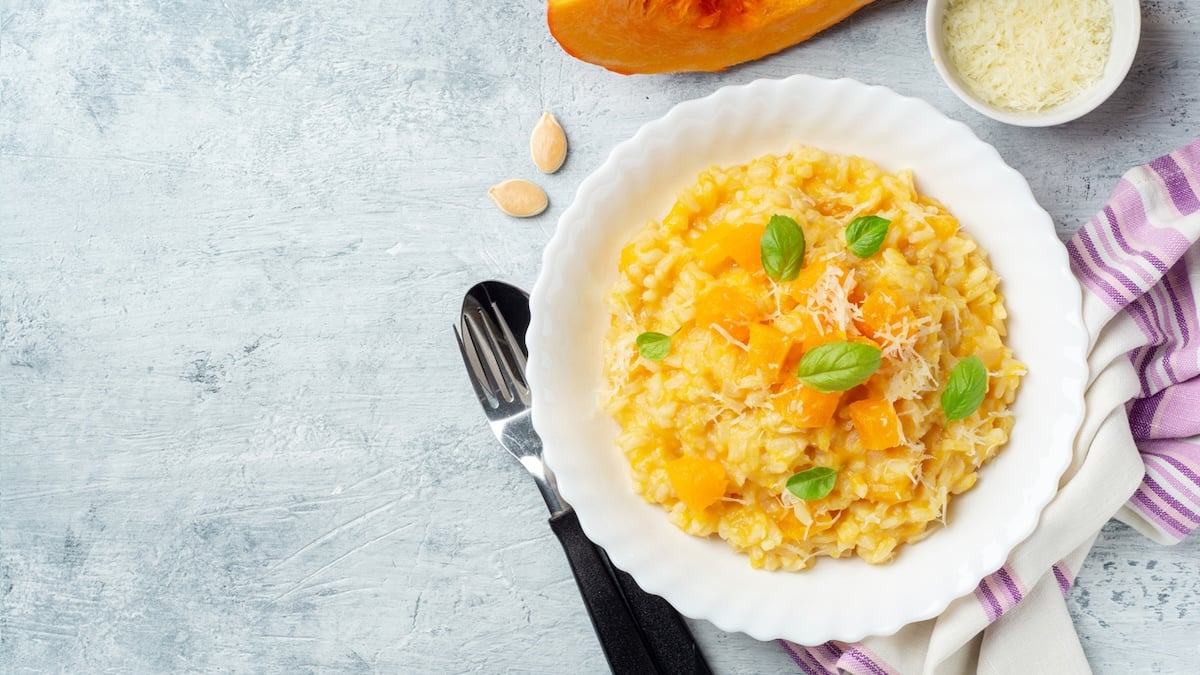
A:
[
  {"xmin": 775, "ymin": 382, "xmax": 841, "ymax": 428},
  {"xmin": 547, "ymin": 0, "xmax": 877, "ymax": 74},
  {"xmin": 847, "ymin": 396, "xmax": 903, "ymax": 450},
  {"xmin": 665, "ymin": 455, "xmax": 728, "ymax": 511}
]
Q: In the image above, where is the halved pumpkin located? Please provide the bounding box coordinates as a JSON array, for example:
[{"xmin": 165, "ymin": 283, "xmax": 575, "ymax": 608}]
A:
[{"xmin": 548, "ymin": 0, "xmax": 877, "ymax": 74}]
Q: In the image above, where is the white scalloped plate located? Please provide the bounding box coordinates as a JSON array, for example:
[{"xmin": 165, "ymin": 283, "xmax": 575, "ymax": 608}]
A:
[{"xmin": 526, "ymin": 76, "xmax": 1085, "ymax": 645}]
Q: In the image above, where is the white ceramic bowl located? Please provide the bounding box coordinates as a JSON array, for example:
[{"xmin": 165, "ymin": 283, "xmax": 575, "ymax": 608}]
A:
[
  {"xmin": 527, "ymin": 76, "xmax": 1086, "ymax": 644},
  {"xmin": 926, "ymin": 0, "xmax": 1141, "ymax": 127}
]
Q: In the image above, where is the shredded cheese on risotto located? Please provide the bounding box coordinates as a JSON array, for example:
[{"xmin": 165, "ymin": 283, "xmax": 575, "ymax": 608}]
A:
[{"xmin": 601, "ymin": 146, "xmax": 1024, "ymax": 571}]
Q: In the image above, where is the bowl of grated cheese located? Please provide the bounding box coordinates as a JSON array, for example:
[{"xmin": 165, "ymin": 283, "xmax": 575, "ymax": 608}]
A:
[{"xmin": 926, "ymin": 0, "xmax": 1141, "ymax": 127}]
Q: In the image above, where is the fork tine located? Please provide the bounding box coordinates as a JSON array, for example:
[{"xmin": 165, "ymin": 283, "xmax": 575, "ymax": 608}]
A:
[
  {"xmin": 469, "ymin": 302, "xmax": 528, "ymax": 404},
  {"xmin": 463, "ymin": 305, "xmax": 514, "ymax": 403},
  {"xmin": 454, "ymin": 324, "xmax": 498, "ymax": 411},
  {"xmin": 489, "ymin": 299, "xmax": 528, "ymax": 379},
  {"xmin": 492, "ymin": 297, "xmax": 530, "ymax": 398}
]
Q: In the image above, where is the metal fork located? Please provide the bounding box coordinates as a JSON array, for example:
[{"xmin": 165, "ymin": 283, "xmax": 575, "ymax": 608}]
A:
[
  {"xmin": 455, "ymin": 280, "xmax": 711, "ymax": 675},
  {"xmin": 456, "ymin": 285, "xmax": 564, "ymax": 514}
]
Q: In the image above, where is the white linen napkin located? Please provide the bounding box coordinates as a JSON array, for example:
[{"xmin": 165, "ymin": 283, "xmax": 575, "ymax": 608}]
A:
[{"xmin": 781, "ymin": 138, "xmax": 1200, "ymax": 674}]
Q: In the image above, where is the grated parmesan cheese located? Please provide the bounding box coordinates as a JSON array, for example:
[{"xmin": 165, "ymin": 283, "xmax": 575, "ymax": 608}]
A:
[
  {"xmin": 942, "ymin": 0, "xmax": 1113, "ymax": 112},
  {"xmin": 804, "ymin": 261, "xmax": 860, "ymax": 334},
  {"xmin": 709, "ymin": 322, "xmax": 749, "ymax": 351}
]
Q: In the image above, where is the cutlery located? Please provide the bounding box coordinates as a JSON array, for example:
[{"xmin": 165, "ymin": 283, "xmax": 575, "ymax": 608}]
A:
[{"xmin": 455, "ymin": 280, "xmax": 712, "ymax": 675}]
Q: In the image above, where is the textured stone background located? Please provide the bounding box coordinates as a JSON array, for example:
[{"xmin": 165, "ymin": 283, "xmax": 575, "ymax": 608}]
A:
[{"xmin": 3, "ymin": 0, "xmax": 1200, "ymax": 672}]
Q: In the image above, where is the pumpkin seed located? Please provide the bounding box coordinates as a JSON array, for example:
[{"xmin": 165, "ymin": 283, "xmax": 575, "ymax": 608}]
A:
[
  {"xmin": 530, "ymin": 112, "xmax": 567, "ymax": 174},
  {"xmin": 488, "ymin": 179, "xmax": 548, "ymax": 217}
]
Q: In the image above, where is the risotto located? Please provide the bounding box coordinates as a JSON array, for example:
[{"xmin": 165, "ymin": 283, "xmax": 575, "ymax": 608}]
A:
[{"xmin": 601, "ymin": 145, "xmax": 1024, "ymax": 571}]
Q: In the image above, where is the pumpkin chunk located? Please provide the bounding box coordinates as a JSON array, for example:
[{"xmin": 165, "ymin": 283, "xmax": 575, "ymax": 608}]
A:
[
  {"xmin": 787, "ymin": 259, "xmax": 849, "ymax": 312},
  {"xmin": 794, "ymin": 311, "xmax": 844, "ymax": 352},
  {"xmin": 665, "ymin": 455, "xmax": 728, "ymax": 511},
  {"xmin": 775, "ymin": 381, "xmax": 842, "ymax": 428},
  {"xmin": 791, "ymin": 259, "xmax": 830, "ymax": 295},
  {"xmin": 857, "ymin": 286, "xmax": 917, "ymax": 342},
  {"xmin": 695, "ymin": 283, "xmax": 759, "ymax": 343},
  {"xmin": 693, "ymin": 222, "xmax": 740, "ymax": 273},
  {"xmin": 693, "ymin": 221, "xmax": 766, "ymax": 274},
  {"xmin": 848, "ymin": 397, "xmax": 903, "ymax": 450},
  {"xmin": 745, "ymin": 322, "xmax": 791, "ymax": 379},
  {"xmin": 548, "ymin": 0, "xmax": 879, "ymax": 74},
  {"xmin": 726, "ymin": 223, "xmax": 768, "ymax": 273}
]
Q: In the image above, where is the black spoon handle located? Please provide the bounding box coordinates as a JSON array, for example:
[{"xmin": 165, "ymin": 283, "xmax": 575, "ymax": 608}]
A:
[
  {"xmin": 549, "ymin": 508, "xmax": 713, "ymax": 675},
  {"xmin": 549, "ymin": 509, "xmax": 660, "ymax": 674},
  {"xmin": 608, "ymin": 557, "xmax": 713, "ymax": 675}
]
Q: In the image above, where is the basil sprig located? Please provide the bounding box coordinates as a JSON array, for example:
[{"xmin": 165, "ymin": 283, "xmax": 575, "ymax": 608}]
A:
[
  {"xmin": 845, "ymin": 215, "xmax": 891, "ymax": 258},
  {"xmin": 760, "ymin": 214, "xmax": 806, "ymax": 281},
  {"xmin": 636, "ymin": 331, "xmax": 672, "ymax": 361},
  {"xmin": 796, "ymin": 340, "xmax": 882, "ymax": 392},
  {"xmin": 786, "ymin": 467, "xmax": 838, "ymax": 501},
  {"xmin": 941, "ymin": 355, "xmax": 988, "ymax": 420}
]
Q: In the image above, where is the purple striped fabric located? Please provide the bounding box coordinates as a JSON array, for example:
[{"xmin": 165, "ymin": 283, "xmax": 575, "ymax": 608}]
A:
[
  {"xmin": 1122, "ymin": 255, "xmax": 1200, "ymax": 398},
  {"xmin": 781, "ymin": 640, "xmax": 897, "ymax": 675},
  {"xmin": 780, "ymin": 640, "xmax": 825, "ymax": 675},
  {"xmin": 1067, "ymin": 139, "xmax": 1200, "ymax": 542},
  {"xmin": 1052, "ymin": 561, "xmax": 1075, "ymax": 597},
  {"xmin": 1143, "ymin": 439, "xmax": 1200, "ymax": 484},
  {"xmin": 1065, "ymin": 176, "xmax": 1194, "ymax": 315},
  {"xmin": 843, "ymin": 646, "xmax": 895, "ymax": 675},
  {"xmin": 1129, "ymin": 379, "xmax": 1200, "ymax": 440},
  {"xmin": 973, "ymin": 565, "xmax": 1026, "ymax": 622},
  {"xmin": 808, "ymin": 641, "xmax": 843, "ymax": 672}
]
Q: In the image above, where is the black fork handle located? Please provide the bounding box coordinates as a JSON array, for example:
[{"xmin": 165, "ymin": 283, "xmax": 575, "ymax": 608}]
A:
[{"xmin": 549, "ymin": 509, "xmax": 712, "ymax": 675}]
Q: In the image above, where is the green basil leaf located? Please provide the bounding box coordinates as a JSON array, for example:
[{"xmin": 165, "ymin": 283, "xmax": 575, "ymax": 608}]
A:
[
  {"xmin": 786, "ymin": 466, "xmax": 838, "ymax": 501},
  {"xmin": 845, "ymin": 215, "xmax": 891, "ymax": 258},
  {"xmin": 941, "ymin": 355, "xmax": 988, "ymax": 420},
  {"xmin": 636, "ymin": 331, "xmax": 671, "ymax": 361},
  {"xmin": 760, "ymin": 214, "xmax": 806, "ymax": 281},
  {"xmin": 796, "ymin": 341, "xmax": 882, "ymax": 392}
]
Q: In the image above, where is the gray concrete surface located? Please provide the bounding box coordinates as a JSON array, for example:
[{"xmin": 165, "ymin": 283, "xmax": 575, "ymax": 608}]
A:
[{"xmin": 3, "ymin": 0, "xmax": 1200, "ymax": 672}]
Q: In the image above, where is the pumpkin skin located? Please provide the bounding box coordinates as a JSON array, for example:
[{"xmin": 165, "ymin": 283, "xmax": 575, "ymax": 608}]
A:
[{"xmin": 547, "ymin": 0, "xmax": 877, "ymax": 75}]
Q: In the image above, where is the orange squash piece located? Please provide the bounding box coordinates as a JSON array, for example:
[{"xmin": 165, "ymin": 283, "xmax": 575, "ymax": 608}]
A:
[
  {"xmin": 781, "ymin": 340, "xmax": 805, "ymax": 377},
  {"xmin": 847, "ymin": 397, "xmax": 903, "ymax": 450},
  {"xmin": 857, "ymin": 286, "xmax": 916, "ymax": 342},
  {"xmin": 745, "ymin": 322, "xmax": 791, "ymax": 379},
  {"xmin": 665, "ymin": 455, "xmax": 728, "ymax": 511},
  {"xmin": 775, "ymin": 382, "xmax": 841, "ymax": 428},
  {"xmin": 695, "ymin": 283, "xmax": 759, "ymax": 343},
  {"xmin": 693, "ymin": 222, "xmax": 739, "ymax": 273},
  {"xmin": 793, "ymin": 311, "xmax": 844, "ymax": 353},
  {"xmin": 693, "ymin": 221, "xmax": 766, "ymax": 274},
  {"xmin": 791, "ymin": 259, "xmax": 829, "ymax": 294},
  {"xmin": 548, "ymin": 0, "xmax": 878, "ymax": 74},
  {"xmin": 858, "ymin": 287, "xmax": 900, "ymax": 336},
  {"xmin": 726, "ymin": 223, "xmax": 768, "ymax": 273},
  {"xmin": 788, "ymin": 259, "xmax": 848, "ymax": 307}
]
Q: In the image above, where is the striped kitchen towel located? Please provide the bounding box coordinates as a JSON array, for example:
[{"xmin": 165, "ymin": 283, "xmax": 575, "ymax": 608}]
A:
[{"xmin": 783, "ymin": 139, "xmax": 1200, "ymax": 674}]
